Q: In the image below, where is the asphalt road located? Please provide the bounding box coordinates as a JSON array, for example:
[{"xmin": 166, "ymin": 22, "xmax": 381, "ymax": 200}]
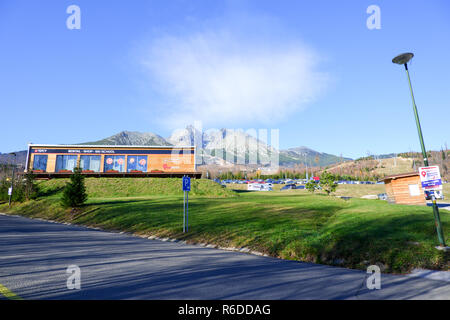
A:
[{"xmin": 0, "ymin": 214, "xmax": 448, "ymax": 300}]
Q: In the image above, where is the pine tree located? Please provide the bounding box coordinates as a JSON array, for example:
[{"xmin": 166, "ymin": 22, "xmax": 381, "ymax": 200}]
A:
[
  {"xmin": 24, "ymin": 170, "xmax": 39, "ymax": 200},
  {"xmin": 61, "ymin": 167, "xmax": 88, "ymax": 208}
]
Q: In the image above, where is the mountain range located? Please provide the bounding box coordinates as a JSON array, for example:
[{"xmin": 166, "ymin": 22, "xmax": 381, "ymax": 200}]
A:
[
  {"xmin": 81, "ymin": 131, "xmax": 171, "ymax": 147},
  {"xmin": 0, "ymin": 129, "xmax": 352, "ymax": 168}
]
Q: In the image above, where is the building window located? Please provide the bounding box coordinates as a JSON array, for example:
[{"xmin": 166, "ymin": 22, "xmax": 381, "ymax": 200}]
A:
[
  {"xmin": 80, "ymin": 155, "xmax": 101, "ymax": 172},
  {"xmin": 55, "ymin": 155, "xmax": 78, "ymax": 172},
  {"xmin": 33, "ymin": 155, "xmax": 48, "ymax": 171},
  {"xmin": 408, "ymin": 184, "xmax": 421, "ymax": 196},
  {"xmin": 104, "ymin": 155, "xmax": 125, "ymax": 172},
  {"xmin": 127, "ymin": 155, "xmax": 148, "ymax": 172}
]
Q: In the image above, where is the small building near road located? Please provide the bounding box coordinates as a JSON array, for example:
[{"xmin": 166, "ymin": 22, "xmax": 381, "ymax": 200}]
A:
[{"xmin": 383, "ymin": 172, "xmax": 426, "ymax": 205}]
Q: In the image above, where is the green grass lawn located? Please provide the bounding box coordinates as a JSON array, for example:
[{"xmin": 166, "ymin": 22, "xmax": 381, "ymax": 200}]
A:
[
  {"xmin": 227, "ymin": 182, "xmax": 387, "ymax": 197},
  {"xmin": 0, "ymin": 178, "xmax": 448, "ymax": 273},
  {"xmin": 228, "ymin": 182, "xmax": 450, "ymax": 198}
]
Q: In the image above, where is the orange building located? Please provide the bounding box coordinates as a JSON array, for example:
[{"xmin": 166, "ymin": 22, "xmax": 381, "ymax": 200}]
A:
[
  {"xmin": 25, "ymin": 144, "xmax": 200, "ymax": 178},
  {"xmin": 383, "ymin": 172, "xmax": 426, "ymax": 205}
]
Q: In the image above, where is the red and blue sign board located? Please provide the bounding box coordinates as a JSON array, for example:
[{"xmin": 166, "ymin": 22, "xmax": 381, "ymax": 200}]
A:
[{"xmin": 419, "ymin": 166, "xmax": 442, "ymax": 191}]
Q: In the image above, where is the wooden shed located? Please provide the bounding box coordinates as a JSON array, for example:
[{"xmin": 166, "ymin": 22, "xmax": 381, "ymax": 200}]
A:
[{"xmin": 383, "ymin": 172, "xmax": 426, "ymax": 205}]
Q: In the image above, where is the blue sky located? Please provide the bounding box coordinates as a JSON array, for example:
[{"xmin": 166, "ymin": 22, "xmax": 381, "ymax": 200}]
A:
[{"xmin": 0, "ymin": 0, "xmax": 449, "ymax": 159}]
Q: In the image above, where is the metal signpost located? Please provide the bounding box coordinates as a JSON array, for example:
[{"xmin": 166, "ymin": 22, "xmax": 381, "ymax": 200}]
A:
[
  {"xmin": 182, "ymin": 176, "xmax": 191, "ymax": 233},
  {"xmin": 8, "ymin": 181, "xmax": 13, "ymax": 207},
  {"xmin": 392, "ymin": 53, "xmax": 447, "ymax": 249},
  {"xmin": 8, "ymin": 152, "xmax": 16, "ymax": 207}
]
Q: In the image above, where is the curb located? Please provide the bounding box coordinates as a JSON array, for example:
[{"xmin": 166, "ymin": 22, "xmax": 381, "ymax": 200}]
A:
[
  {"xmin": 407, "ymin": 268, "xmax": 450, "ymax": 283},
  {"xmin": 144, "ymin": 234, "xmax": 268, "ymax": 257}
]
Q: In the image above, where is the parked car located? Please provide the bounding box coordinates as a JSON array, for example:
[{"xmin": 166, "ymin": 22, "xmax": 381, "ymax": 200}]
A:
[
  {"xmin": 248, "ymin": 183, "xmax": 273, "ymax": 191},
  {"xmin": 377, "ymin": 193, "xmax": 388, "ymax": 200},
  {"xmin": 281, "ymin": 184, "xmax": 297, "ymax": 191},
  {"xmin": 425, "ymin": 190, "xmax": 444, "ymax": 200}
]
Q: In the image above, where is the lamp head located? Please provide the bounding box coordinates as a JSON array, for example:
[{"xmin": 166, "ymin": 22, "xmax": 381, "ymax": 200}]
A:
[{"xmin": 392, "ymin": 52, "xmax": 414, "ymax": 65}]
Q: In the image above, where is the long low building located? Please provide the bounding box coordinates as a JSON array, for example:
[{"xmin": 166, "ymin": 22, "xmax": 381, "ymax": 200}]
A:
[{"xmin": 24, "ymin": 144, "xmax": 201, "ymax": 178}]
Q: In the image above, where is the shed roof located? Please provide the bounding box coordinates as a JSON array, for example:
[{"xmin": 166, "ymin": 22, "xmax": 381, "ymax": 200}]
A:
[{"xmin": 383, "ymin": 172, "xmax": 419, "ymax": 181}]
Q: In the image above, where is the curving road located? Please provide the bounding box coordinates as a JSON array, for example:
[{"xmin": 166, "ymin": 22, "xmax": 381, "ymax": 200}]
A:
[{"xmin": 0, "ymin": 214, "xmax": 448, "ymax": 300}]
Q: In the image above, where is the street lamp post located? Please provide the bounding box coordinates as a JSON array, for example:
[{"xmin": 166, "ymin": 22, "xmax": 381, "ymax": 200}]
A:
[
  {"xmin": 304, "ymin": 154, "xmax": 309, "ymax": 180},
  {"xmin": 8, "ymin": 152, "xmax": 17, "ymax": 207},
  {"xmin": 392, "ymin": 53, "xmax": 447, "ymax": 248}
]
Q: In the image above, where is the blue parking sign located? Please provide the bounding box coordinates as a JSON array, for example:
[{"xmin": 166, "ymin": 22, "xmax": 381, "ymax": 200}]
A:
[{"xmin": 182, "ymin": 176, "xmax": 191, "ymax": 191}]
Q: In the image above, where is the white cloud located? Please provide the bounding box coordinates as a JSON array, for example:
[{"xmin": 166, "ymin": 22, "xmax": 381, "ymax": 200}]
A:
[{"xmin": 141, "ymin": 30, "xmax": 329, "ymax": 128}]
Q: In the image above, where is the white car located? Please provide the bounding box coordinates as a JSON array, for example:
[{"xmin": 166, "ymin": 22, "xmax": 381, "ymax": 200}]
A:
[{"xmin": 248, "ymin": 183, "xmax": 273, "ymax": 191}]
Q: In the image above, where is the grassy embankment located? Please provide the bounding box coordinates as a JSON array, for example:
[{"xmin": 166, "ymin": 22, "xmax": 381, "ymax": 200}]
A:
[{"xmin": 0, "ymin": 178, "xmax": 448, "ymax": 273}]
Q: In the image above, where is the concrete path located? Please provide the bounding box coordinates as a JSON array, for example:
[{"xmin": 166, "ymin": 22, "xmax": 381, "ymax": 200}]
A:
[{"xmin": 0, "ymin": 214, "xmax": 448, "ymax": 300}]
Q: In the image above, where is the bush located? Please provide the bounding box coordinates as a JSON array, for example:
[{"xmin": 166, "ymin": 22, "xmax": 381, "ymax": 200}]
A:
[
  {"xmin": 0, "ymin": 175, "xmax": 26, "ymax": 203},
  {"xmin": 305, "ymin": 180, "xmax": 317, "ymax": 193},
  {"xmin": 319, "ymin": 171, "xmax": 338, "ymax": 195},
  {"xmin": 0, "ymin": 177, "xmax": 11, "ymax": 202},
  {"xmin": 61, "ymin": 167, "xmax": 88, "ymax": 208}
]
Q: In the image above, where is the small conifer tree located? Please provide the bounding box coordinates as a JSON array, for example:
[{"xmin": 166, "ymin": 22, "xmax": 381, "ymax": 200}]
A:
[
  {"xmin": 24, "ymin": 170, "xmax": 39, "ymax": 200},
  {"xmin": 61, "ymin": 167, "xmax": 88, "ymax": 208}
]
